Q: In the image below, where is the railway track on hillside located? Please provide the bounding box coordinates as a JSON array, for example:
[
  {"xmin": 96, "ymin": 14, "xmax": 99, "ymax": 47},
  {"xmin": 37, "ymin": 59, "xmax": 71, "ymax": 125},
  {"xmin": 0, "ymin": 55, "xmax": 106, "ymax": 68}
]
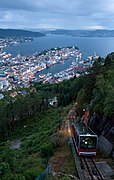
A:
[
  {"xmin": 71, "ymin": 130, "xmax": 105, "ymax": 180},
  {"xmin": 68, "ymin": 113, "xmax": 105, "ymax": 180},
  {"xmin": 71, "ymin": 132, "xmax": 105, "ymax": 180},
  {"xmin": 80, "ymin": 157, "xmax": 104, "ymax": 180}
]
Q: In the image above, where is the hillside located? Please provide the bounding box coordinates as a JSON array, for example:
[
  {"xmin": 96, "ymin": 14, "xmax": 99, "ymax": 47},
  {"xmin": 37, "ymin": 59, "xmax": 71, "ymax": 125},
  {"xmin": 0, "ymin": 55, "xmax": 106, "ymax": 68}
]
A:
[
  {"xmin": 0, "ymin": 29, "xmax": 45, "ymax": 38},
  {"xmin": 0, "ymin": 105, "xmax": 77, "ymax": 179},
  {"xmin": 0, "ymin": 51, "xmax": 114, "ymax": 179},
  {"xmin": 46, "ymin": 29, "xmax": 114, "ymax": 37}
]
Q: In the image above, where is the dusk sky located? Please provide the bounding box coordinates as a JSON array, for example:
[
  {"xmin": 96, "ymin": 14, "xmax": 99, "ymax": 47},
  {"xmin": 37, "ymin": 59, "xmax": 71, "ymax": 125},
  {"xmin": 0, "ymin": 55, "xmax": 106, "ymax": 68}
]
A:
[{"xmin": 0, "ymin": 0, "xmax": 114, "ymax": 30}]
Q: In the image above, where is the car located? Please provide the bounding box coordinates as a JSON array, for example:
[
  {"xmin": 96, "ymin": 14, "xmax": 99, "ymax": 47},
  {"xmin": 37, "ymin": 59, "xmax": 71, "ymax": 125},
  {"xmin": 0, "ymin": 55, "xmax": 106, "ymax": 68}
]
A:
[{"xmin": 72, "ymin": 122, "xmax": 98, "ymax": 156}]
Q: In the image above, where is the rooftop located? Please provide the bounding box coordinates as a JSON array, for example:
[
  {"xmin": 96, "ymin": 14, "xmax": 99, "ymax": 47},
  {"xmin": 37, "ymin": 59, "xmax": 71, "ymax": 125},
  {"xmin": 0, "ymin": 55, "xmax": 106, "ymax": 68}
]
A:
[{"xmin": 73, "ymin": 122, "xmax": 96, "ymax": 136}]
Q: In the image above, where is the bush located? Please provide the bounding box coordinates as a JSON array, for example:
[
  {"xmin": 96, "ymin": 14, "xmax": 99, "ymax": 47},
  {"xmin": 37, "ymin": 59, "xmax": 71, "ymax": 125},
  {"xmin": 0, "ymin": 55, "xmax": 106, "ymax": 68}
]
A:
[{"xmin": 40, "ymin": 143, "xmax": 55, "ymax": 158}]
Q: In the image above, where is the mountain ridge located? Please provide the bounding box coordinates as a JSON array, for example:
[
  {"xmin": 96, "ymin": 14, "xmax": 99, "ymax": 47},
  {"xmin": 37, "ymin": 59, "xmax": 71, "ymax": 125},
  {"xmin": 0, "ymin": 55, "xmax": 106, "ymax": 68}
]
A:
[
  {"xmin": 0, "ymin": 28, "xmax": 45, "ymax": 38},
  {"xmin": 44, "ymin": 29, "xmax": 114, "ymax": 37}
]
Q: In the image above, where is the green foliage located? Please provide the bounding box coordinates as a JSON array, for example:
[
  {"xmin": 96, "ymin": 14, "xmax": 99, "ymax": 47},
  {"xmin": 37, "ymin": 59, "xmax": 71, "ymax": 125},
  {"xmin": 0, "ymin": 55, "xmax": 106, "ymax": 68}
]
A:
[
  {"xmin": 76, "ymin": 89, "xmax": 87, "ymax": 113},
  {"xmin": 103, "ymin": 87, "xmax": 114, "ymax": 117},
  {"xmin": 0, "ymin": 51, "xmax": 114, "ymax": 179},
  {"xmin": 40, "ymin": 143, "xmax": 55, "ymax": 158},
  {"xmin": 73, "ymin": 52, "xmax": 114, "ymax": 118},
  {"xmin": 107, "ymin": 69, "xmax": 114, "ymax": 87},
  {"xmin": 89, "ymin": 57, "xmax": 105, "ymax": 76},
  {"xmin": 60, "ymin": 176, "xmax": 71, "ymax": 180},
  {"xmin": 0, "ymin": 107, "xmax": 65, "ymax": 179},
  {"xmin": 91, "ymin": 74, "xmax": 107, "ymax": 113},
  {"xmin": 105, "ymin": 52, "xmax": 114, "ymax": 68},
  {"xmin": 0, "ymin": 142, "xmax": 20, "ymax": 180},
  {"xmin": 0, "ymin": 52, "xmax": 113, "ymax": 136}
]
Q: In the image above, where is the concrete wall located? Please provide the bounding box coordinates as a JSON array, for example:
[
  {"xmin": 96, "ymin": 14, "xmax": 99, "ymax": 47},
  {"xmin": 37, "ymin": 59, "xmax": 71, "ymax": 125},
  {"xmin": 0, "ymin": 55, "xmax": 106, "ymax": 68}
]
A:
[{"xmin": 98, "ymin": 135, "xmax": 113, "ymax": 156}]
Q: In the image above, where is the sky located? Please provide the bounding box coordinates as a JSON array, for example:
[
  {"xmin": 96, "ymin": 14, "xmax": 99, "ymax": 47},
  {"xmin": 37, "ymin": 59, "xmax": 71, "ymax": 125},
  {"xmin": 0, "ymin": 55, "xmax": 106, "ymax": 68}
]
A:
[{"xmin": 0, "ymin": 0, "xmax": 114, "ymax": 30}]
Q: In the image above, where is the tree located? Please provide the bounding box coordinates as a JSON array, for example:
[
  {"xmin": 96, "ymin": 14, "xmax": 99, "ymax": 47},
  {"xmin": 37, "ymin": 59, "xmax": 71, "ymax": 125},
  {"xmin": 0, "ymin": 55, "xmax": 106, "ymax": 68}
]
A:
[
  {"xmin": 0, "ymin": 101, "xmax": 9, "ymax": 138},
  {"xmin": 91, "ymin": 74, "xmax": 108, "ymax": 114},
  {"xmin": 76, "ymin": 88, "xmax": 88, "ymax": 114},
  {"xmin": 103, "ymin": 86, "xmax": 114, "ymax": 117},
  {"xmin": 105, "ymin": 52, "xmax": 114, "ymax": 69}
]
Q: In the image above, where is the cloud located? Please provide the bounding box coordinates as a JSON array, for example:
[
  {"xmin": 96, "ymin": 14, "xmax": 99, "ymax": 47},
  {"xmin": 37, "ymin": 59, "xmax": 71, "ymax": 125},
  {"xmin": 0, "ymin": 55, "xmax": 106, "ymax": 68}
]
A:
[{"xmin": 0, "ymin": 0, "xmax": 114, "ymax": 29}]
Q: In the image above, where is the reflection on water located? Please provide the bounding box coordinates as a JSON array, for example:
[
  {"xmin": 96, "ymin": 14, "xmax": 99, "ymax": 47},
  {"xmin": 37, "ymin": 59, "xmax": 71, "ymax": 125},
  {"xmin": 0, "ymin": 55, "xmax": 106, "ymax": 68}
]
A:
[{"xmin": 5, "ymin": 34, "xmax": 114, "ymax": 75}]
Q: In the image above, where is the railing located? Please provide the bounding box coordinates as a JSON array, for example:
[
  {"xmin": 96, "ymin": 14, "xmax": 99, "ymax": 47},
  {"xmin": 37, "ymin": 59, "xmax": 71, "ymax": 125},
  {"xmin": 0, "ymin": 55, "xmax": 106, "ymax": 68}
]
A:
[{"xmin": 35, "ymin": 165, "xmax": 51, "ymax": 180}]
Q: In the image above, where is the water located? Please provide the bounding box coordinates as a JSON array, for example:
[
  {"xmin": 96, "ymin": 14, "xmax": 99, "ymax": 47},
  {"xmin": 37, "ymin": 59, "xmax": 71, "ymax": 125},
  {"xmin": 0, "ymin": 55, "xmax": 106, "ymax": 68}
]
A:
[
  {"xmin": 5, "ymin": 34, "xmax": 114, "ymax": 58},
  {"xmin": 4, "ymin": 34, "xmax": 114, "ymax": 75}
]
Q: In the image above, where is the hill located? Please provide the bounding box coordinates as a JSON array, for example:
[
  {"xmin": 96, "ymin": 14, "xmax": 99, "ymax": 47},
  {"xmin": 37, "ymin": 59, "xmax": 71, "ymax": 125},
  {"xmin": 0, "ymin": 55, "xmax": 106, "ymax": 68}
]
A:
[
  {"xmin": 46, "ymin": 29, "xmax": 114, "ymax": 37},
  {"xmin": 0, "ymin": 51, "xmax": 114, "ymax": 179},
  {"xmin": 0, "ymin": 29, "xmax": 45, "ymax": 38}
]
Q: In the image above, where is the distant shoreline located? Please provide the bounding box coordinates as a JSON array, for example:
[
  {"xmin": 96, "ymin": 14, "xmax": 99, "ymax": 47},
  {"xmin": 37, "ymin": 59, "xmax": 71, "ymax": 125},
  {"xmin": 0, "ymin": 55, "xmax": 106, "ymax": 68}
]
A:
[{"xmin": 0, "ymin": 28, "xmax": 45, "ymax": 38}]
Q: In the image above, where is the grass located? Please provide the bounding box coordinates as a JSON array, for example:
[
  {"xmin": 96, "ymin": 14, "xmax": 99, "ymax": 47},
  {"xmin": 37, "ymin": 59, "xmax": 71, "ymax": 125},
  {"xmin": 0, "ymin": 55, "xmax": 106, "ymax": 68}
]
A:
[
  {"xmin": 0, "ymin": 105, "xmax": 73, "ymax": 180},
  {"xmin": 52, "ymin": 142, "xmax": 77, "ymax": 175},
  {"xmin": 49, "ymin": 120, "xmax": 78, "ymax": 179}
]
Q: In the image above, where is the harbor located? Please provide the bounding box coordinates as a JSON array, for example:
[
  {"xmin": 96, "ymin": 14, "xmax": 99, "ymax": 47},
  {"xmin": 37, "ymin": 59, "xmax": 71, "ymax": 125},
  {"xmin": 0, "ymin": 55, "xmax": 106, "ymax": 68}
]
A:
[{"xmin": 0, "ymin": 44, "xmax": 99, "ymax": 91}]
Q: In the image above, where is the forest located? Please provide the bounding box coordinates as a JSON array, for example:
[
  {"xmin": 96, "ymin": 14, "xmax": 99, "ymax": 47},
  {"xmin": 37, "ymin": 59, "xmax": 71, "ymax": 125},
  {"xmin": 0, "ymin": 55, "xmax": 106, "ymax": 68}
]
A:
[{"xmin": 0, "ymin": 52, "xmax": 114, "ymax": 179}]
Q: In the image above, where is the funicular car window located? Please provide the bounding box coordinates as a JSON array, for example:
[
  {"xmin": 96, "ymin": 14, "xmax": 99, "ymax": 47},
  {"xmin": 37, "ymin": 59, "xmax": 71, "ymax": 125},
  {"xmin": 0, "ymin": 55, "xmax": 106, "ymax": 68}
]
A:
[{"xmin": 80, "ymin": 136, "xmax": 96, "ymax": 149}]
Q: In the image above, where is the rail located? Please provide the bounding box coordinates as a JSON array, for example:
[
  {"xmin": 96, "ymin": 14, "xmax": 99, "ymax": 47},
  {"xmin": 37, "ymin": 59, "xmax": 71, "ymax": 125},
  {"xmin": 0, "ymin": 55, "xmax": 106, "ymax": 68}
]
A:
[
  {"xmin": 81, "ymin": 157, "xmax": 105, "ymax": 180},
  {"xmin": 68, "ymin": 105, "xmax": 105, "ymax": 180}
]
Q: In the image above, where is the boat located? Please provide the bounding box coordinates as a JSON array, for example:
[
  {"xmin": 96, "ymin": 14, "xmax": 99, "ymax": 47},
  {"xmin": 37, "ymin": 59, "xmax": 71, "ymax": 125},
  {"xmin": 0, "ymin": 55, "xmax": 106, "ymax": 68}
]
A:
[{"xmin": 39, "ymin": 74, "xmax": 46, "ymax": 79}]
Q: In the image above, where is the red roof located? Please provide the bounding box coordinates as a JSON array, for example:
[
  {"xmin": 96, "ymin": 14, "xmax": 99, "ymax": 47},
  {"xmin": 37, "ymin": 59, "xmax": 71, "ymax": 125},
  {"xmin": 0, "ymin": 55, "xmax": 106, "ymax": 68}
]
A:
[{"xmin": 10, "ymin": 91, "xmax": 18, "ymax": 97}]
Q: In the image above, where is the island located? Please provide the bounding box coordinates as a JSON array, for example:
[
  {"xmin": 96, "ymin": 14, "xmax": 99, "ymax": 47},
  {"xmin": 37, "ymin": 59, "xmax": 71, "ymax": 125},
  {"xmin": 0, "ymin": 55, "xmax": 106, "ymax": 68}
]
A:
[{"xmin": 0, "ymin": 29, "xmax": 45, "ymax": 50}]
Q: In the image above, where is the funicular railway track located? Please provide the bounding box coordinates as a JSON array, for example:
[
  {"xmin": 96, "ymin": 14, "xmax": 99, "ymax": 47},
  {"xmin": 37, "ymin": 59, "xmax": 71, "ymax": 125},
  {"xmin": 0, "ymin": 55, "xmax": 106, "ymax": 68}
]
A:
[
  {"xmin": 68, "ymin": 104, "xmax": 105, "ymax": 180},
  {"xmin": 71, "ymin": 132, "xmax": 105, "ymax": 180},
  {"xmin": 81, "ymin": 157, "xmax": 104, "ymax": 180}
]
